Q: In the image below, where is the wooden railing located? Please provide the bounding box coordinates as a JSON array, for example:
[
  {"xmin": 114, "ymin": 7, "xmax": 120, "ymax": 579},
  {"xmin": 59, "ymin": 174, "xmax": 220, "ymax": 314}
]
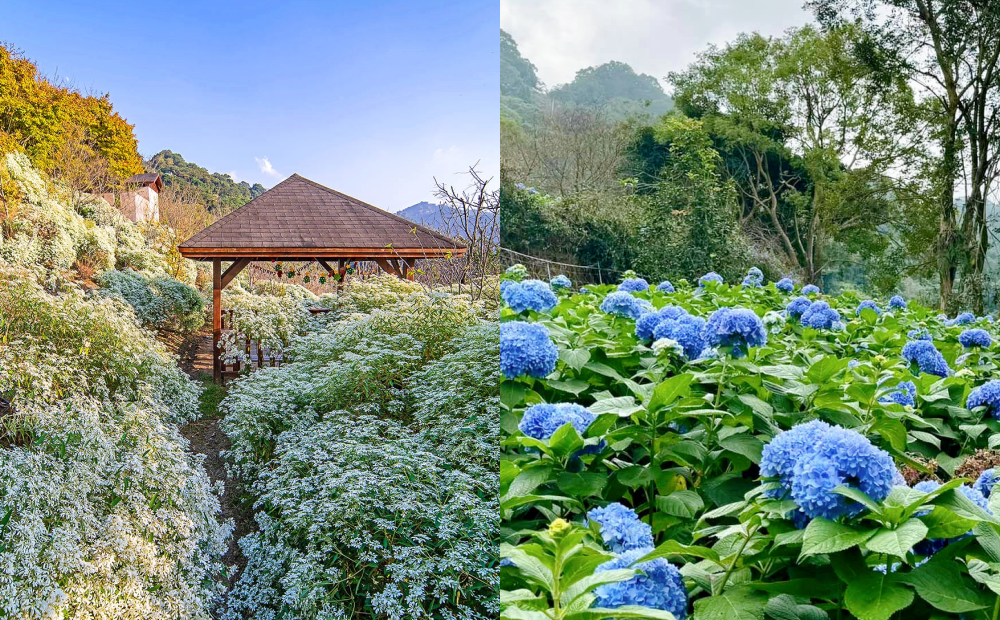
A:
[{"xmin": 217, "ymin": 309, "xmax": 286, "ymax": 379}]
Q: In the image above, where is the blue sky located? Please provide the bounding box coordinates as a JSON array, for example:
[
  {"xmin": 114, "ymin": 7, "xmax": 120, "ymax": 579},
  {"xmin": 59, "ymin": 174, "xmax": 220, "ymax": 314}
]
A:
[{"xmin": 4, "ymin": 0, "xmax": 497, "ymax": 211}]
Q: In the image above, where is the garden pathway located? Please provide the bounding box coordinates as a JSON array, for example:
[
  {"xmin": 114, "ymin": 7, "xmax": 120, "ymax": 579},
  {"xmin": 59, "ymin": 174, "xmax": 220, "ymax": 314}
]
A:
[{"xmin": 167, "ymin": 325, "xmax": 254, "ymax": 612}]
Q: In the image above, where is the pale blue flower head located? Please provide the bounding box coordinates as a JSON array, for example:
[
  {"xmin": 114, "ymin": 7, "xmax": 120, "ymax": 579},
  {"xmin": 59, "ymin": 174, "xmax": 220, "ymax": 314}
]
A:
[
  {"xmin": 519, "ymin": 403, "xmax": 594, "ymax": 440},
  {"xmin": 880, "ymin": 381, "xmax": 916, "ymax": 407},
  {"xmin": 968, "ymin": 380, "xmax": 1000, "ymax": 419},
  {"xmin": 635, "ymin": 305, "xmax": 686, "ymax": 341},
  {"xmin": 502, "ymin": 279, "xmax": 558, "ymax": 313},
  {"xmin": 618, "ymin": 278, "xmax": 649, "ymax": 293},
  {"xmin": 889, "ymin": 295, "xmax": 906, "ymax": 310},
  {"xmin": 698, "ymin": 272, "xmax": 723, "ymax": 287},
  {"xmin": 907, "ymin": 328, "xmax": 932, "ymax": 341},
  {"xmin": 975, "ymin": 469, "xmax": 1000, "ymax": 499},
  {"xmin": 586, "ymin": 503, "xmax": 653, "ymax": 553},
  {"xmin": 786, "ymin": 296, "xmax": 811, "ymax": 319},
  {"xmin": 656, "ymin": 280, "xmax": 675, "ymax": 293},
  {"xmin": 776, "ymin": 278, "xmax": 794, "ymax": 293},
  {"xmin": 856, "ymin": 300, "xmax": 882, "ymax": 316},
  {"xmin": 802, "ymin": 284, "xmax": 820, "ymax": 295},
  {"xmin": 801, "ymin": 301, "xmax": 840, "ymax": 330},
  {"xmin": 959, "ymin": 329, "xmax": 992, "ymax": 348},
  {"xmin": 703, "ymin": 307, "xmax": 767, "ymax": 357},
  {"xmin": 550, "ymin": 274, "xmax": 572, "ymax": 290},
  {"xmin": 500, "ymin": 321, "xmax": 558, "ymax": 379},
  {"xmin": 594, "ymin": 548, "xmax": 687, "ymax": 620},
  {"xmin": 600, "ymin": 291, "xmax": 649, "ymax": 320},
  {"xmin": 947, "ymin": 312, "xmax": 976, "ymax": 326},
  {"xmin": 902, "ymin": 340, "xmax": 951, "ymax": 377}
]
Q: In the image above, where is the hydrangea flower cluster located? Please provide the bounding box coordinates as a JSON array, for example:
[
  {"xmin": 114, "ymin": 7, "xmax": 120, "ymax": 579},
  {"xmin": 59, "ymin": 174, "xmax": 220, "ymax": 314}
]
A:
[
  {"xmin": 698, "ymin": 272, "xmax": 723, "ymax": 287},
  {"xmin": 600, "ymin": 291, "xmax": 651, "ymax": 320},
  {"xmin": 912, "ymin": 480, "xmax": 990, "ymax": 556},
  {"xmin": 500, "ymin": 321, "xmax": 558, "ymax": 379},
  {"xmin": 761, "ymin": 421, "xmax": 896, "ymax": 520},
  {"xmin": 618, "ymin": 278, "xmax": 649, "ymax": 293},
  {"xmin": 967, "ymin": 380, "xmax": 1000, "ymax": 418},
  {"xmin": 959, "ymin": 328, "xmax": 992, "ymax": 348},
  {"xmin": 762, "ymin": 310, "xmax": 785, "ymax": 334},
  {"xmin": 652, "ymin": 312, "xmax": 708, "ymax": 359},
  {"xmin": 902, "ymin": 340, "xmax": 951, "ymax": 377},
  {"xmin": 594, "ymin": 549, "xmax": 688, "ymax": 619},
  {"xmin": 907, "ymin": 328, "xmax": 932, "ymax": 341},
  {"xmin": 947, "ymin": 312, "xmax": 976, "ymax": 326},
  {"xmin": 802, "ymin": 284, "xmax": 820, "ymax": 295},
  {"xmin": 518, "ymin": 403, "xmax": 595, "ymax": 440},
  {"xmin": 502, "ymin": 279, "xmax": 558, "ymax": 314},
  {"xmin": 786, "ymin": 296, "xmax": 811, "ymax": 319},
  {"xmin": 505, "ymin": 263, "xmax": 529, "ymax": 281},
  {"xmin": 975, "ymin": 469, "xmax": 1000, "ymax": 498},
  {"xmin": 586, "ymin": 503, "xmax": 653, "ymax": 553},
  {"xmin": 742, "ymin": 267, "xmax": 764, "ymax": 288},
  {"xmin": 656, "ymin": 280, "xmax": 675, "ymax": 293},
  {"xmin": 889, "ymin": 295, "xmax": 906, "ymax": 310},
  {"xmin": 550, "ymin": 274, "xmax": 572, "ymax": 290},
  {"xmin": 703, "ymin": 307, "xmax": 767, "ymax": 357},
  {"xmin": 879, "ymin": 381, "xmax": 916, "ymax": 407},
  {"xmin": 776, "ymin": 277, "xmax": 794, "ymax": 293},
  {"xmin": 635, "ymin": 305, "xmax": 686, "ymax": 341},
  {"xmin": 800, "ymin": 301, "xmax": 841, "ymax": 330},
  {"xmin": 856, "ymin": 300, "xmax": 881, "ymax": 316}
]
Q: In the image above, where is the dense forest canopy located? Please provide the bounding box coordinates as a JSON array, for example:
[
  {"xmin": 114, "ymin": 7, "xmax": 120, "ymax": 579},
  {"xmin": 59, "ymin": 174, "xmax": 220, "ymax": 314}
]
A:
[
  {"xmin": 500, "ymin": 4, "xmax": 1000, "ymax": 312},
  {"xmin": 147, "ymin": 149, "xmax": 266, "ymax": 215}
]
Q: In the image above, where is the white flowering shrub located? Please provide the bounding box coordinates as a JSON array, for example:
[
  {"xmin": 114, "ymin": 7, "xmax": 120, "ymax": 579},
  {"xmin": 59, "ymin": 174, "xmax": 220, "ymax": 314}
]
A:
[
  {"xmin": 219, "ymin": 285, "xmax": 312, "ymax": 363},
  {"xmin": 98, "ymin": 268, "xmax": 206, "ymax": 332},
  {"xmin": 220, "ymin": 283, "xmax": 498, "ymax": 619}
]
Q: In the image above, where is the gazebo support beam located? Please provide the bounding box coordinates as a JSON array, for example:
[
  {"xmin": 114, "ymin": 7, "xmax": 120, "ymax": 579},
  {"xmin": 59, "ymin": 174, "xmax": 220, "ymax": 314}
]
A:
[
  {"xmin": 213, "ymin": 258, "xmax": 222, "ymax": 383},
  {"xmin": 373, "ymin": 257, "xmax": 403, "ymax": 278},
  {"xmin": 221, "ymin": 258, "xmax": 252, "ymax": 288}
]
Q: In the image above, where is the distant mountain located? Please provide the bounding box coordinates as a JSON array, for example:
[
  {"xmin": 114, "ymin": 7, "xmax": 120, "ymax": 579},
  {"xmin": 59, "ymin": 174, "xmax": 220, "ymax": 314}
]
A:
[
  {"xmin": 147, "ymin": 150, "xmax": 266, "ymax": 215},
  {"xmin": 397, "ymin": 201, "xmax": 497, "ymax": 241}
]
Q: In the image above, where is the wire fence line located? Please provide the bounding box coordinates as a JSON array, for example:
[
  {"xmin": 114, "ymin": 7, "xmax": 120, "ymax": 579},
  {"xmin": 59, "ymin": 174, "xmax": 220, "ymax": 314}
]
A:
[{"xmin": 498, "ymin": 246, "xmax": 660, "ymax": 286}]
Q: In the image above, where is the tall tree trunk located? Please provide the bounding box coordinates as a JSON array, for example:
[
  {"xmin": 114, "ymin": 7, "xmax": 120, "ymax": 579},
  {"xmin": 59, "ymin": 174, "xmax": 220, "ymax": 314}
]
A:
[{"xmin": 937, "ymin": 117, "xmax": 959, "ymax": 311}]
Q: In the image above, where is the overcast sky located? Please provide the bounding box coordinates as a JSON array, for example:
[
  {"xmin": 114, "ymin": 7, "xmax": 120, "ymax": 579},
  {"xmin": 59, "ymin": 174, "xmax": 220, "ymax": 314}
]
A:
[
  {"xmin": 5, "ymin": 0, "xmax": 495, "ymax": 212},
  {"xmin": 502, "ymin": 0, "xmax": 814, "ymax": 92}
]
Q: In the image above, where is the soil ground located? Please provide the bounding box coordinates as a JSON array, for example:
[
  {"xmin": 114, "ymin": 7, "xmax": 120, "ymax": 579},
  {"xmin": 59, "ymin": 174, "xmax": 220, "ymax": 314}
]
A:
[{"xmin": 163, "ymin": 325, "xmax": 256, "ymax": 610}]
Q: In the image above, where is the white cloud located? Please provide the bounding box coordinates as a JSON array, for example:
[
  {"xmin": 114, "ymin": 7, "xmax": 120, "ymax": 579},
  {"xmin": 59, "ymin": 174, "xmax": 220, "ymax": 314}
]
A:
[
  {"xmin": 255, "ymin": 156, "xmax": 281, "ymax": 178},
  {"xmin": 228, "ymin": 170, "xmax": 241, "ymax": 183},
  {"xmin": 502, "ymin": 0, "xmax": 812, "ymax": 92}
]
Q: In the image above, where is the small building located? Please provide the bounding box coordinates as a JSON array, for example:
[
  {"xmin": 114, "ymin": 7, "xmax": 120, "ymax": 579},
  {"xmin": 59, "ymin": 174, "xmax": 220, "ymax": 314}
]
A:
[{"xmin": 102, "ymin": 172, "xmax": 163, "ymax": 222}]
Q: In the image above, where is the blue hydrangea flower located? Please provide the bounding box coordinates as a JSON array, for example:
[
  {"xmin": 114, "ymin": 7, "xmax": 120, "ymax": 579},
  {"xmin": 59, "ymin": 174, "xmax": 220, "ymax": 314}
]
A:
[
  {"xmin": 985, "ymin": 316, "xmax": 996, "ymax": 324},
  {"xmin": 600, "ymin": 291, "xmax": 650, "ymax": 320},
  {"xmin": 618, "ymin": 278, "xmax": 649, "ymax": 293},
  {"xmin": 502, "ymin": 279, "xmax": 558, "ymax": 313},
  {"xmin": 747, "ymin": 267, "xmax": 764, "ymax": 282},
  {"xmin": 880, "ymin": 381, "xmax": 916, "ymax": 407},
  {"xmin": 786, "ymin": 296, "xmax": 811, "ymax": 319},
  {"xmin": 893, "ymin": 468, "xmax": 907, "ymax": 487},
  {"xmin": 703, "ymin": 307, "xmax": 767, "ymax": 358},
  {"xmin": 500, "ymin": 321, "xmax": 558, "ymax": 379},
  {"xmin": 594, "ymin": 548, "xmax": 687, "ymax": 620},
  {"xmin": 741, "ymin": 275, "xmax": 762, "ymax": 288},
  {"xmin": 761, "ymin": 421, "xmax": 895, "ymax": 520},
  {"xmin": 550, "ymin": 274, "xmax": 572, "ymax": 290},
  {"xmin": 959, "ymin": 328, "xmax": 992, "ymax": 348},
  {"xmin": 499, "ymin": 279, "xmax": 514, "ymax": 293},
  {"xmin": 801, "ymin": 301, "xmax": 841, "ymax": 330},
  {"xmin": 652, "ymin": 313, "xmax": 707, "ymax": 359},
  {"xmin": 656, "ymin": 280, "xmax": 675, "ymax": 293},
  {"xmin": 516, "ymin": 182, "xmax": 526, "ymax": 190},
  {"xmin": 635, "ymin": 305, "xmax": 686, "ymax": 341},
  {"xmin": 802, "ymin": 284, "xmax": 820, "ymax": 295},
  {"xmin": 848, "ymin": 360, "xmax": 861, "ymax": 369},
  {"xmin": 587, "ymin": 503, "xmax": 653, "ymax": 553},
  {"xmin": 698, "ymin": 272, "xmax": 723, "ymax": 287},
  {"xmin": 902, "ymin": 340, "xmax": 951, "ymax": 377},
  {"xmin": 967, "ymin": 380, "xmax": 1000, "ymax": 418},
  {"xmin": 907, "ymin": 328, "xmax": 932, "ymax": 341},
  {"xmin": 975, "ymin": 469, "xmax": 1000, "ymax": 499},
  {"xmin": 856, "ymin": 300, "xmax": 882, "ymax": 316},
  {"xmin": 889, "ymin": 295, "xmax": 906, "ymax": 310},
  {"xmin": 519, "ymin": 403, "xmax": 595, "ymax": 440},
  {"xmin": 776, "ymin": 278, "xmax": 794, "ymax": 293},
  {"xmin": 947, "ymin": 312, "xmax": 976, "ymax": 326}
]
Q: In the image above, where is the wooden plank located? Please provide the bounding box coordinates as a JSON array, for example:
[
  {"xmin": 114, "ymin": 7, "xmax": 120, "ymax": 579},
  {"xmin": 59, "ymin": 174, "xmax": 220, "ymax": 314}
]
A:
[
  {"xmin": 213, "ymin": 258, "xmax": 222, "ymax": 383},
  {"xmin": 221, "ymin": 258, "xmax": 252, "ymax": 288},
  {"xmin": 372, "ymin": 257, "xmax": 402, "ymax": 278},
  {"xmin": 178, "ymin": 246, "xmax": 466, "ymax": 259}
]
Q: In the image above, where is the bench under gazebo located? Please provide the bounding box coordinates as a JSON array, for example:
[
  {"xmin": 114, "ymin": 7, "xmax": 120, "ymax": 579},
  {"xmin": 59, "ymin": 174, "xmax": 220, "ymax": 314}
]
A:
[{"xmin": 177, "ymin": 173, "xmax": 466, "ymax": 382}]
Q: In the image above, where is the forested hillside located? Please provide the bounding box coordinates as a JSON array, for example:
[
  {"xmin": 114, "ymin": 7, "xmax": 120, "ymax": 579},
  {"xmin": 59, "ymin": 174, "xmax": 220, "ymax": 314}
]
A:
[
  {"xmin": 500, "ymin": 10, "xmax": 1000, "ymax": 313},
  {"xmin": 148, "ymin": 149, "xmax": 266, "ymax": 215}
]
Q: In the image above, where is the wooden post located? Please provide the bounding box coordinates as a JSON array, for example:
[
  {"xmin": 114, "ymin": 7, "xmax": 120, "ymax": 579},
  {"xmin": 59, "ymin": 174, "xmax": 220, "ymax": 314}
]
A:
[
  {"xmin": 337, "ymin": 258, "xmax": 346, "ymax": 293},
  {"xmin": 213, "ymin": 258, "xmax": 222, "ymax": 383}
]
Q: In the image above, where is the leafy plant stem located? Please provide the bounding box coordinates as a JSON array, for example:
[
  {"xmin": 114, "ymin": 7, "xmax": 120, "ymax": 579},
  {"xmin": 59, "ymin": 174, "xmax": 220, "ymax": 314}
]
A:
[{"xmin": 717, "ymin": 525, "xmax": 754, "ymax": 595}]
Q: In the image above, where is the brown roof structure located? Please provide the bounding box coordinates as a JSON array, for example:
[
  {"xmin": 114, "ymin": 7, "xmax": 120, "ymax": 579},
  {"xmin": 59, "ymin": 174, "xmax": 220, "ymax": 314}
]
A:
[
  {"xmin": 125, "ymin": 172, "xmax": 163, "ymax": 192},
  {"xmin": 178, "ymin": 173, "xmax": 464, "ymax": 259}
]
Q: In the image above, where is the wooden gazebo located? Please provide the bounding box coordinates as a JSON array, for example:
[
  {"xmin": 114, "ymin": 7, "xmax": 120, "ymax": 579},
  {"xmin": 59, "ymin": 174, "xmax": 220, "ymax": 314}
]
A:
[{"xmin": 177, "ymin": 173, "xmax": 466, "ymax": 382}]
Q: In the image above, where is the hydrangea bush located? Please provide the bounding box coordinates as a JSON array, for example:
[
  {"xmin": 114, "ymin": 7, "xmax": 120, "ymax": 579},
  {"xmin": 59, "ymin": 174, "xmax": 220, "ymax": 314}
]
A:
[{"xmin": 500, "ymin": 271, "xmax": 1000, "ymax": 620}]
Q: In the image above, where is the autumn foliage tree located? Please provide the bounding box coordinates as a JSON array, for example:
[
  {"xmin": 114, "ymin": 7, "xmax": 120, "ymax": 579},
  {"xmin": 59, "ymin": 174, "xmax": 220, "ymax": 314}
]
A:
[{"xmin": 0, "ymin": 43, "xmax": 142, "ymax": 186}]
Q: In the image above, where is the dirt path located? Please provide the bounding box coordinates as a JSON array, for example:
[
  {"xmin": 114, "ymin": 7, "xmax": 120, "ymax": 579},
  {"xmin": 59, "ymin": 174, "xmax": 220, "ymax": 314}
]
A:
[{"xmin": 165, "ymin": 326, "xmax": 255, "ymax": 608}]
